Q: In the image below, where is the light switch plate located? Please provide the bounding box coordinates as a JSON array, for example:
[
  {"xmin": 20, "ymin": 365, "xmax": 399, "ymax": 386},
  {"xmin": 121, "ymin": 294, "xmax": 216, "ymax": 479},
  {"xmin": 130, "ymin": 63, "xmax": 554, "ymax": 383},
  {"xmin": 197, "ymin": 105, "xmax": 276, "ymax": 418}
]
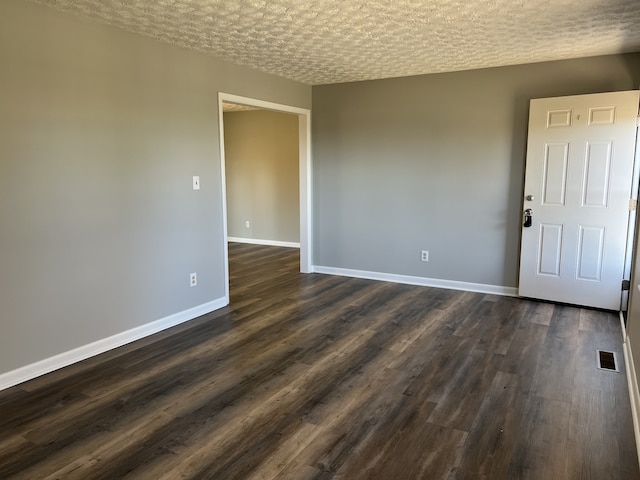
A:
[{"xmin": 193, "ymin": 176, "xmax": 200, "ymax": 190}]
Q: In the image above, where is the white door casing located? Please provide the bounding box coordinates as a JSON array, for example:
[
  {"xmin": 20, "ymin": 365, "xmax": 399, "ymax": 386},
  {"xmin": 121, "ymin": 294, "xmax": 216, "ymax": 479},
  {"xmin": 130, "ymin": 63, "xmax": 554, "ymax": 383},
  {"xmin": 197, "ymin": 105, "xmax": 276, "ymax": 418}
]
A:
[
  {"xmin": 218, "ymin": 93, "xmax": 312, "ymax": 304},
  {"xmin": 519, "ymin": 91, "xmax": 639, "ymax": 310}
]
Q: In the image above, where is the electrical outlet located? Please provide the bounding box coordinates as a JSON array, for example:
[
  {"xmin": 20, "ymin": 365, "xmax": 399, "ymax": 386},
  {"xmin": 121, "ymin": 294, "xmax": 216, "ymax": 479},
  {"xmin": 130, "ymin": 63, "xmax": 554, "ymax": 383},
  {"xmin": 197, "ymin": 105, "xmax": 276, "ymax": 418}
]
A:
[
  {"xmin": 245, "ymin": 220, "xmax": 250, "ymax": 228},
  {"xmin": 190, "ymin": 272, "xmax": 197, "ymax": 287},
  {"xmin": 421, "ymin": 250, "xmax": 429, "ymax": 262}
]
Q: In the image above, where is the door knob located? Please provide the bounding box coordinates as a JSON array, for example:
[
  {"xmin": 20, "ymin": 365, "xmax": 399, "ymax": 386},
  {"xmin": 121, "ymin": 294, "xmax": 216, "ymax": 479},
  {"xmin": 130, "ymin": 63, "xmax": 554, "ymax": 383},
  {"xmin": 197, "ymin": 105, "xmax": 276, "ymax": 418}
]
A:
[{"xmin": 523, "ymin": 208, "xmax": 533, "ymax": 228}]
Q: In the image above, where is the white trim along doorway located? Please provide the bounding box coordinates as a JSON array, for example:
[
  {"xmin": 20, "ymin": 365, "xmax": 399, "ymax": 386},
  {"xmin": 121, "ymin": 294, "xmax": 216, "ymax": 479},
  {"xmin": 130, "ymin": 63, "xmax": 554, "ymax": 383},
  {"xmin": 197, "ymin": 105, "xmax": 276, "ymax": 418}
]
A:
[{"xmin": 217, "ymin": 92, "xmax": 312, "ymax": 301}]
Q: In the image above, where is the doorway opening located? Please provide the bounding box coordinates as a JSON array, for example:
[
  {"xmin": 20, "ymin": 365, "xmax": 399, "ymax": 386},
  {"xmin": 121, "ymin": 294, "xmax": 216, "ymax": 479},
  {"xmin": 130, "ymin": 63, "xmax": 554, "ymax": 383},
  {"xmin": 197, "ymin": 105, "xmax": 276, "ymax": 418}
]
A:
[{"xmin": 218, "ymin": 93, "xmax": 312, "ymax": 303}]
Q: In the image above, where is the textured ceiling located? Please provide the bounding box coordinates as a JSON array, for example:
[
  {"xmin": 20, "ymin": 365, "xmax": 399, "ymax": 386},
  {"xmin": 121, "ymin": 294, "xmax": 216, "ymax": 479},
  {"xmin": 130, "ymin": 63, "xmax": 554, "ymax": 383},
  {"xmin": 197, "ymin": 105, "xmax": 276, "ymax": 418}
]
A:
[{"xmin": 32, "ymin": 0, "xmax": 640, "ymax": 85}]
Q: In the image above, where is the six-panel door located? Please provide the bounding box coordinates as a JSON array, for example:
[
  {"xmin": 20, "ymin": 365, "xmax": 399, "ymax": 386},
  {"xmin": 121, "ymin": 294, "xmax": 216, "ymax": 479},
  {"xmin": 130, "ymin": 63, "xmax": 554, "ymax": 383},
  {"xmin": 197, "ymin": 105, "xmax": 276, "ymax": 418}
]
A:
[{"xmin": 519, "ymin": 91, "xmax": 639, "ymax": 310}]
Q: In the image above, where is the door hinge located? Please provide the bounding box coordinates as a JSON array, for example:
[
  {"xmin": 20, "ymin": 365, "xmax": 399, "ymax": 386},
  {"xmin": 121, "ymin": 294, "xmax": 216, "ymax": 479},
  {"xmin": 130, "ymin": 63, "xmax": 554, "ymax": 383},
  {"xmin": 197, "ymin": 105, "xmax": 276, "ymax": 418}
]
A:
[
  {"xmin": 622, "ymin": 280, "xmax": 631, "ymax": 291},
  {"xmin": 630, "ymin": 199, "xmax": 637, "ymax": 211}
]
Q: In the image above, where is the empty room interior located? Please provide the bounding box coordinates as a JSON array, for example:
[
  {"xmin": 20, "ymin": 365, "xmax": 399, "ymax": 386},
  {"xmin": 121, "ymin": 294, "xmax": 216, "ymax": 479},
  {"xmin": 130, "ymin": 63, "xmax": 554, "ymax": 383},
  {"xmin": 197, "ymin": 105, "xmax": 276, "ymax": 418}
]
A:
[{"xmin": 3, "ymin": 0, "xmax": 640, "ymax": 478}]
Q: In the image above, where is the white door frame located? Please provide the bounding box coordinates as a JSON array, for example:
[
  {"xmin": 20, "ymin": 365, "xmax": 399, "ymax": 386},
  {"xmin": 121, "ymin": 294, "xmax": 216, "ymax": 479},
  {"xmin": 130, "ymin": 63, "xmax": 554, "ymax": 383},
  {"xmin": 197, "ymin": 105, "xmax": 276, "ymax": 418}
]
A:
[
  {"xmin": 622, "ymin": 119, "xmax": 640, "ymax": 311},
  {"xmin": 218, "ymin": 92, "xmax": 312, "ymax": 301}
]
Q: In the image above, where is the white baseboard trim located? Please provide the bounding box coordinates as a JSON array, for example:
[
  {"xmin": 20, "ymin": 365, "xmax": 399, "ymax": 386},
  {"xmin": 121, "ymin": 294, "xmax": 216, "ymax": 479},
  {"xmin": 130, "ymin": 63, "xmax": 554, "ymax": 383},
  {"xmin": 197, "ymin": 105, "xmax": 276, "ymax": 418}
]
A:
[
  {"xmin": 623, "ymin": 334, "xmax": 640, "ymax": 470},
  {"xmin": 0, "ymin": 296, "xmax": 228, "ymax": 392},
  {"xmin": 311, "ymin": 265, "xmax": 518, "ymax": 297},
  {"xmin": 620, "ymin": 311, "xmax": 628, "ymax": 343},
  {"xmin": 228, "ymin": 237, "xmax": 300, "ymax": 248}
]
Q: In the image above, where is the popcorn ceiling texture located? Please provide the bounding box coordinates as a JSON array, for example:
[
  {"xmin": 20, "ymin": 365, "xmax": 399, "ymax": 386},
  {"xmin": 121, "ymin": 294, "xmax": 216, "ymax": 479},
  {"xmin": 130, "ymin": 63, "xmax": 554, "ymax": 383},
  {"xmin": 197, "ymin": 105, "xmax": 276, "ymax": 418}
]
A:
[{"xmin": 32, "ymin": 0, "xmax": 640, "ymax": 85}]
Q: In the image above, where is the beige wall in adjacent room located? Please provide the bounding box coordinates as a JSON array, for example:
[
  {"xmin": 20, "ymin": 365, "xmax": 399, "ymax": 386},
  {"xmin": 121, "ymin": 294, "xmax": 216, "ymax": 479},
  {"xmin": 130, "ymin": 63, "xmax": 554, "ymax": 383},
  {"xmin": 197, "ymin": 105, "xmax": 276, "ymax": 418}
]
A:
[
  {"xmin": 0, "ymin": 0, "xmax": 310, "ymax": 377},
  {"xmin": 224, "ymin": 110, "xmax": 300, "ymax": 244}
]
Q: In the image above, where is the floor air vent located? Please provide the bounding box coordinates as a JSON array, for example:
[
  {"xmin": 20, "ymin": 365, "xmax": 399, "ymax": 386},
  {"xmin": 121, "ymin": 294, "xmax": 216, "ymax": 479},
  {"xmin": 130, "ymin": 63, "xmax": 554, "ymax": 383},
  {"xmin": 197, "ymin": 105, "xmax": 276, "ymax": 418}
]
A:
[{"xmin": 597, "ymin": 350, "xmax": 618, "ymax": 372}]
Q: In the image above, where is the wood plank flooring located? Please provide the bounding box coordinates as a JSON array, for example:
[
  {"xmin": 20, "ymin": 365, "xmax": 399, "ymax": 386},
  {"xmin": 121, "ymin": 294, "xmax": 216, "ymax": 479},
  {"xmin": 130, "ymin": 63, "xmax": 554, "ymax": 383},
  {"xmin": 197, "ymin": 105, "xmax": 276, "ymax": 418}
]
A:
[{"xmin": 0, "ymin": 242, "xmax": 638, "ymax": 479}]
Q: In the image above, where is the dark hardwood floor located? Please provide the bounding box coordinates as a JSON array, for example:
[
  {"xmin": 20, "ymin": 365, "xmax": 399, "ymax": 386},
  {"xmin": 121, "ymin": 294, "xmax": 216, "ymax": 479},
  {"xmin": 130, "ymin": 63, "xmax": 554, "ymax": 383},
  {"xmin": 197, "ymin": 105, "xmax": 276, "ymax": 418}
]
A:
[{"xmin": 0, "ymin": 242, "xmax": 638, "ymax": 479}]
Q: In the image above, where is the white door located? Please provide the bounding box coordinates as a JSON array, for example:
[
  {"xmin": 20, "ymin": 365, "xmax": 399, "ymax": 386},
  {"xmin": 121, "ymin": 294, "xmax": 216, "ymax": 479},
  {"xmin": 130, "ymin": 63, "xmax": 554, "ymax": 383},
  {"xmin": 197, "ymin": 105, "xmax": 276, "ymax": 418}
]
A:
[{"xmin": 519, "ymin": 91, "xmax": 639, "ymax": 310}]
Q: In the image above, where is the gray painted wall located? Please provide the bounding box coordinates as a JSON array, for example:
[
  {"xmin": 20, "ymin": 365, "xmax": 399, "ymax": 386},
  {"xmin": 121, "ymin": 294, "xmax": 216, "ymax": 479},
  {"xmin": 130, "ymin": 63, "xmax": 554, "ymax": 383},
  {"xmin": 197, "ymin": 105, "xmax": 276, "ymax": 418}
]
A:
[
  {"xmin": 224, "ymin": 110, "xmax": 300, "ymax": 243},
  {"xmin": 312, "ymin": 54, "xmax": 640, "ymax": 288},
  {"xmin": 626, "ymin": 145, "xmax": 640, "ymax": 395},
  {"xmin": 629, "ymin": 227, "xmax": 640, "ymax": 360},
  {"xmin": 0, "ymin": 0, "xmax": 310, "ymax": 375}
]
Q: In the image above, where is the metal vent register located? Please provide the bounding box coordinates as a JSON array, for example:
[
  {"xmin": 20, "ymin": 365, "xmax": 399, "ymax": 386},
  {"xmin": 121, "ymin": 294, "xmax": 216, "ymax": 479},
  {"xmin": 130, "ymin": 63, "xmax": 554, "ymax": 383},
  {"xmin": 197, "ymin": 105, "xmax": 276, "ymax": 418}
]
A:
[{"xmin": 597, "ymin": 350, "xmax": 618, "ymax": 372}]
